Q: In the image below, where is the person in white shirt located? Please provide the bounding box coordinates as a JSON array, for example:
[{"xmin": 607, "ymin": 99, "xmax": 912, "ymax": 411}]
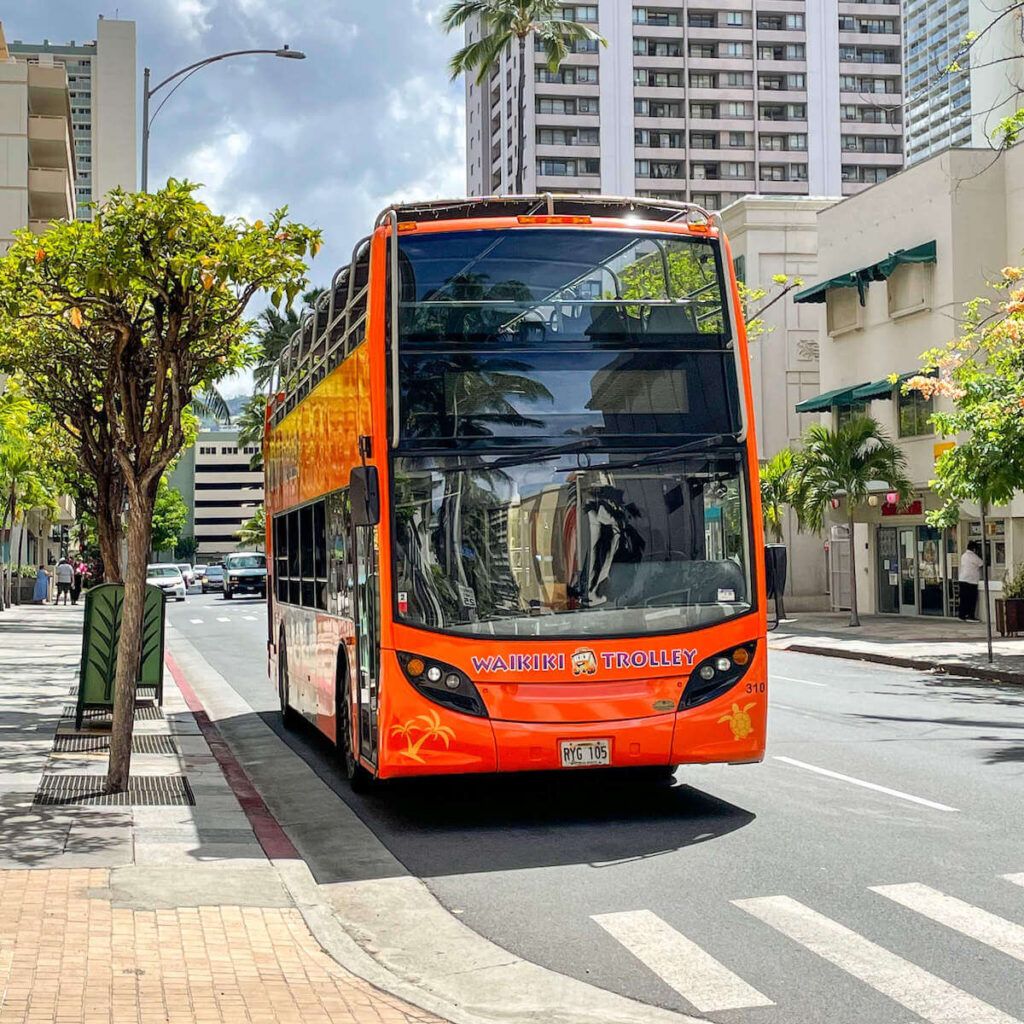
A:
[
  {"xmin": 957, "ymin": 542, "xmax": 984, "ymax": 621},
  {"xmin": 53, "ymin": 559, "xmax": 74, "ymax": 606}
]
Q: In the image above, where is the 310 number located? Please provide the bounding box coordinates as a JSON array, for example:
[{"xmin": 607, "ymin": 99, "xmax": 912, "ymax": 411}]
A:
[{"xmin": 745, "ymin": 681, "xmax": 766, "ymax": 694}]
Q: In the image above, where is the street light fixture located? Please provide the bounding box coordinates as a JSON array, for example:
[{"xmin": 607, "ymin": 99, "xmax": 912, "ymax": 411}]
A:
[{"xmin": 141, "ymin": 46, "xmax": 307, "ymax": 192}]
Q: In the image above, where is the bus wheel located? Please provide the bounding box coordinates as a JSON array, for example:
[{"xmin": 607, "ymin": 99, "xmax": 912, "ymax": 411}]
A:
[
  {"xmin": 278, "ymin": 638, "xmax": 297, "ymax": 729},
  {"xmin": 337, "ymin": 657, "xmax": 373, "ymax": 792}
]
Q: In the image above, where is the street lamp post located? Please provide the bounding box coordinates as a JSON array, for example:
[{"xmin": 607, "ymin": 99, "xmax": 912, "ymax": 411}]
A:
[{"xmin": 141, "ymin": 46, "xmax": 306, "ymax": 192}]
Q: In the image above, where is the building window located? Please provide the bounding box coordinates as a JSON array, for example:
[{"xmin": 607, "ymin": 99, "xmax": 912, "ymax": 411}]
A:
[
  {"xmin": 836, "ymin": 403, "xmax": 867, "ymax": 429},
  {"xmin": 898, "ymin": 389, "xmax": 933, "ymax": 437}
]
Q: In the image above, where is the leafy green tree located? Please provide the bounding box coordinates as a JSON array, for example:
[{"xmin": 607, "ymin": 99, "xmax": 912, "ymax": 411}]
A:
[
  {"xmin": 174, "ymin": 534, "xmax": 199, "ymax": 561},
  {"xmin": 443, "ymin": 1, "xmax": 604, "ymax": 193},
  {"xmin": 908, "ymin": 265, "xmax": 1024, "ymax": 524},
  {"xmin": 790, "ymin": 416, "xmax": 911, "ymax": 627},
  {"xmin": 0, "ymin": 179, "xmax": 320, "ymax": 792},
  {"xmin": 236, "ymin": 394, "xmax": 267, "ymax": 470},
  {"xmin": 150, "ymin": 480, "xmax": 188, "ymax": 557},
  {"xmin": 236, "ymin": 505, "xmax": 265, "ymax": 549},
  {"xmin": 760, "ymin": 448, "xmax": 794, "ymax": 543}
]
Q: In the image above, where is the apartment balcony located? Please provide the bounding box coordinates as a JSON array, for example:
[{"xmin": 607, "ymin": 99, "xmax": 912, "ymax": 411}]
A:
[
  {"xmin": 534, "ymin": 82, "xmax": 599, "ymax": 97},
  {"xmin": 687, "ymin": 57, "xmax": 756, "ymax": 73},
  {"xmin": 632, "ymin": 55, "xmax": 687, "ymax": 70},
  {"xmin": 756, "ymin": 87, "xmax": 809, "ymax": 103},
  {"xmin": 752, "ymin": 59, "xmax": 808, "ymax": 73},
  {"xmin": 27, "ymin": 166, "xmax": 74, "ymax": 222},
  {"xmin": 536, "ymin": 174, "xmax": 600, "ymax": 192},
  {"xmin": 27, "ymin": 115, "xmax": 74, "ymax": 173},
  {"xmin": 840, "ymin": 119, "xmax": 903, "ymax": 134},
  {"xmin": 757, "ymin": 178, "xmax": 811, "ymax": 194},
  {"xmin": 534, "ymin": 112, "xmax": 600, "ymax": 127},
  {"xmin": 687, "ymin": 26, "xmax": 753, "ymax": 42},
  {"xmin": 634, "ymin": 85, "xmax": 687, "ymax": 101},
  {"xmin": 756, "ymin": 30, "xmax": 809, "ymax": 44},
  {"xmin": 839, "ymin": 30, "xmax": 901, "ymax": 47},
  {"xmin": 536, "ymin": 143, "xmax": 600, "ymax": 158},
  {"xmin": 840, "ymin": 89, "xmax": 903, "ymax": 106},
  {"xmin": 756, "ymin": 118, "xmax": 810, "ymax": 132},
  {"xmin": 842, "ymin": 150, "xmax": 904, "ymax": 166},
  {"xmin": 688, "ymin": 86, "xmax": 755, "ymax": 102},
  {"xmin": 634, "ymin": 146, "xmax": 688, "ymax": 160},
  {"xmin": 26, "ymin": 64, "xmax": 69, "ymax": 117},
  {"xmin": 687, "ymin": 145, "xmax": 756, "ymax": 161},
  {"xmin": 840, "ymin": 61, "xmax": 903, "ymax": 77}
]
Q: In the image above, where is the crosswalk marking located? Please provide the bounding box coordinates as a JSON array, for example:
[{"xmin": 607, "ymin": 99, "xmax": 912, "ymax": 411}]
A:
[
  {"xmin": 872, "ymin": 883, "xmax": 1024, "ymax": 963},
  {"xmin": 773, "ymin": 756, "xmax": 959, "ymax": 812},
  {"xmin": 189, "ymin": 618, "xmax": 203, "ymax": 624},
  {"xmin": 591, "ymin": 910, "xmax": 773, "ymax": 1012},
  {"xmin": 734, "ymin": 895, "xmax": 1022, "ymax": 1024},
  {"xmin": 216, "ymin": 616, "xmax": 231, "ymax": 622},
  {"xmin": 1003, "ymin": 874, "xmax": 1024, "ymax": 888},
  {"xmin": 243, "ymin": 615, "xmax": 257, "ymax": 621}
]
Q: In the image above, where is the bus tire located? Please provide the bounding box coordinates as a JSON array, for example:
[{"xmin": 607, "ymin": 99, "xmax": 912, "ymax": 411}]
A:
[
  {"xmin": 278, "ymin": 637, "xmax": 297, "ymax": 729},
  {"xmin": 336, "ymin": 649, "xmax": 373, "ymax": 792}
]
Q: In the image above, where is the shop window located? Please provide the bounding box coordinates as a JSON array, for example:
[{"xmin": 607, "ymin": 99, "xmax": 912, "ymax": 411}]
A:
[{"xmin": 897, "ymin": 389, "xmax": 933, "ymax": 437}]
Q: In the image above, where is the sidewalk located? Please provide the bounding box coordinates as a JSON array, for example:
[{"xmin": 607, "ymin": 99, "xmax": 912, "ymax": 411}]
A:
[
  {"xmin": 769, "ymin": 610, "xmax": 1024, "ymax": 683},
  {"xmin": 0, "ymin": 601, "xmax": 442, "ymax": 1024}
]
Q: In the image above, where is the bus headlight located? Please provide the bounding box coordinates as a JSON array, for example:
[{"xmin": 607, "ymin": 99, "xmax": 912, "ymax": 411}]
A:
[
  {"xmin": 680, "ymin": 642, "xmax": 758, "ymax": 709},
  {"xmin": 397, "ymin": 652, "xmax": 488, "ymax": 718}
]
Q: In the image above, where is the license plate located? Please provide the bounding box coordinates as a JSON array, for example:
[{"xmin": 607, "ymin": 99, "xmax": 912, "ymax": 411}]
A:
[{"xmin": 559, "ymin": 738, "xmax": 611, "ymax": 768}]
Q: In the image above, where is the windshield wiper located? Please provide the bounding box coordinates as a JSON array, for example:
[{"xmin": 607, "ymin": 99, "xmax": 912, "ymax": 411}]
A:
[
  {"xmin": 443, "ymin": 437, "xmax": 601, "ymax": 474},
  {"xmin": 617, "ymin": 434, "xmax": 739, "ymax": 470}
]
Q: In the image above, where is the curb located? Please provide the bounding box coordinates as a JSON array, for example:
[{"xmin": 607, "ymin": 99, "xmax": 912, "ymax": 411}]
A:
[
  {"xmin": 771, "ymin": 641, "xmax": 1024, "ymax": 686},
  {"xmin": 165, "ymin": 650, "xmax": 300, "ymax": 860}
]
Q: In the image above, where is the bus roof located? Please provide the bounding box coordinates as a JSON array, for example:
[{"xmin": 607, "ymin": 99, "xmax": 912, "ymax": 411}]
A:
[{"xmin": 374, "ymin": 193, "xmax": 714, "ymax": 228}]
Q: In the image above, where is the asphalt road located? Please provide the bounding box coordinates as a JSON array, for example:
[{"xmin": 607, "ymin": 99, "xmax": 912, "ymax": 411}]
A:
[{"xmin": 168, "ymin": 592, "xmax": 1024, "ymax": 1024}]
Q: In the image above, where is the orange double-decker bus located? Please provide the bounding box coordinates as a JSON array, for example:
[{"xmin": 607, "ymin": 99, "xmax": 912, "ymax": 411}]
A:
[{"xmin": 264, "ymin": 195, "xmax": 766, "ymax": 786}]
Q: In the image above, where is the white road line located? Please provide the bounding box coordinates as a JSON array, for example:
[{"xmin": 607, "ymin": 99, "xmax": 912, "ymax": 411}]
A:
[
  {"xmin": 243, "ymin": 615, "xmax": 257, "ymax": 621},
  {"xmin": 772, "ymin": 675, "xmax": 827, "ymax": 687},
  {"xmin": 1002, "ymin": 874, "xmax": 1024, "ymax": 888},
  {"xmin": 773, "ymin": 756, "xmax": 958, "ymax": 812},
  {"xmin": 591, "ymin": 910, "xmax": 773, "ymax": 1012},
  {"xmin": 216, "ymin": 616, "xmax": 231, "ymax": 622},
  {"xmin": 734, "ymin": 895, "xmax": 1022, "ymax": 1024},
  {"xmin": 189, "ymin": 619, "xmax": 203, "ymax": 624},
  {"xmin": 871, "ymin": 883, "xmax": 1024, "ymax": 962}
]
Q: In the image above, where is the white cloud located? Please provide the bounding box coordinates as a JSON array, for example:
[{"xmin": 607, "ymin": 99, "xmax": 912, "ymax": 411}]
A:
[
  {"xmin": 180, "ymin": 128, "xmax": 255, "ymax": 216},
  {"xmin": 162, "ymin": 0, "xmax": 214, "ymax": 41}
]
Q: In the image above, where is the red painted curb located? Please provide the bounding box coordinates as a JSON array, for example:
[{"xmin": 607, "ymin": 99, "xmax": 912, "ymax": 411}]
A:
[{"xmin": 165, "ymin": 650, "xmax": 300, "ymax": 861}]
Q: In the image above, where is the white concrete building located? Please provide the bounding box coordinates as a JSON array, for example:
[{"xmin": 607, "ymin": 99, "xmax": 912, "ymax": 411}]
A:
[
  {"xmin": 9, "ymin": 16, "xmax": 136, "ymax": 220},
  {"xmin": 903, "ymin": 0, "xmax": 1024, "ymax": 166},
  {"xmin": 792, "ymin": 146, "xmax": 1024, "ymax": 618},
  {"xmin": 0, "ymin": 23, "xmax": 75, "ymax": 248},
  {"xmin": 463, "ymin": 1, "xmax": 904, "ymax": 208},
  {"xmin": 168, "ymin": 429, "xmax": 264, "ymax": 563},
  {"xmin": 721, "ymin": 195, "xmax": 840, "ymax": 607}
]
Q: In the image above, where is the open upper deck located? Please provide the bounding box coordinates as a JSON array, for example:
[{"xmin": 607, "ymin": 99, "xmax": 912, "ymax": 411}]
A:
[{"xmin": 268, "ymin": 194, "xmax": 717, "ymax": 425}]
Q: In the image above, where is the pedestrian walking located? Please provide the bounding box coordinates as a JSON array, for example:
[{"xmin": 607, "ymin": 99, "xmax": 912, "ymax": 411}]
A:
[
  {"xmin": 54, "ymin": 558, "xmax": 74, "ymax": 606},
  {"xmin": 31, "ymin": 565, "xmax": 50, "ymax": 605},
  {"xmin": 957, "ymin": 541, "xmax": 984, "ymax": 621},
  {"xmin": 71, "ymin": 559, "xmax": 88, "ymax": 605}
]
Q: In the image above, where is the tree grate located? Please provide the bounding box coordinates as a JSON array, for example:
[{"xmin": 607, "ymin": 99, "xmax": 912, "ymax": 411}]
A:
[
  {"xmin": 61, "ymin": 702, "xmax": 164, "ymax": 722},
  {"xmin": 33, "ymin": 774, "xmax": 194, "ymax": 807},
  {"xmin": 52, "ymin": 734, "xmax": 179, "ymax": 755}
]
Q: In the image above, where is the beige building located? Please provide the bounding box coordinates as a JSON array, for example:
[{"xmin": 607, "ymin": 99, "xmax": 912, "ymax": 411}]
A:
[
  {"xmin": 792, "ymin": 146, "xmax": 1024, "ymax": 618},
  {"xmin": 0, "ymin": 23, "xmax": 75, "ymax": 249},
  {"xmin": 721, "ymin": 195, "xmax": 839, "ymax": 606},
  {"xmin": 463, "ymin": 1, "xmax": 904, "ymax": 208},
  {"xmin": 9, "ymin": 16, "xmax": 136, "ymax": 220}
]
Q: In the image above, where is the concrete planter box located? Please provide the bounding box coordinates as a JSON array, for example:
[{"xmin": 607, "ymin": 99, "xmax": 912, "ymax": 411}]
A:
[{"xmin": 995, "ymin": 598, "xmax": 1024, "ymax": 637}]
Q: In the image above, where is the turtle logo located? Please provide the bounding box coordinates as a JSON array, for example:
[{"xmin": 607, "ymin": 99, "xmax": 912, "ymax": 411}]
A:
[
  {"xmin": 718, "ymin": 702, "xmax": 756, "ymax": 740},
  {"xmin": 571, "ymin": 647, "xmax": 598, "ymax": 676}
]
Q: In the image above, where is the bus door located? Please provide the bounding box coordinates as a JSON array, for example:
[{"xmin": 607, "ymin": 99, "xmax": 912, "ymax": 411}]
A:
[{"xmin": 353, "ymin": 523, "xmax": 380, "ymax": 764}]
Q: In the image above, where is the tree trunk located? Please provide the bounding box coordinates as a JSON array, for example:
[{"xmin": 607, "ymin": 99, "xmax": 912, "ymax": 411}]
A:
[
  {"xmin": 847, "ymin": 510, "xmax": 860, "ymax": 627},
  {"xmin": 515, "ymin": 35, "xmax": 527, "ymax": 195},
  {"xmin": 95, "ymin": 481, "xmax": 123, "ymax": 584},
  {"xmin": 105, "ymin": 492, "xmax": 155, "ymax": 793},
  {"xmin": 14, "ymin": 512, "xmax": 25, "ymax": 605}
]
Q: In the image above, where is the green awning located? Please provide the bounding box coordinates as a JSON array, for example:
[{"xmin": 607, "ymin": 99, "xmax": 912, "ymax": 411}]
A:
[
  {"xmin": 852, "ymin": 368, "xmax": 935, "ymax": 402},
  {"xmin": 794, "ymin": 384, "xmax": 863, "ymax": 413},
  {"xmin": 793, "ymin": 240, "xmax": 937, "ymax": 306}
]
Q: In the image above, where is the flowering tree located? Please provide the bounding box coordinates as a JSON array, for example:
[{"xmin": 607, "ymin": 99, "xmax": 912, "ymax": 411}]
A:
[
  {"xmin": 0, "ymin": 180, "xmax": 320, "ymax": 792},
  {"xmin": 908, "ymin": 265, "xmax": 1024, "ymax": 519}
]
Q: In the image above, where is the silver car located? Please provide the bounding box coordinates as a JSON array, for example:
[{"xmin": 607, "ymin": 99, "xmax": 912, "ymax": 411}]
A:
[{"xmin": 146, "ymin": 564, "xmax": 186, "ymax": 601}]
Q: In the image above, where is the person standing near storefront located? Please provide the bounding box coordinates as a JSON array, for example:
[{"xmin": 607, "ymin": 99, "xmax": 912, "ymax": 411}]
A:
[{"xmin": 958, "ymin": 541, "xmax": 984, "ymax": 621}]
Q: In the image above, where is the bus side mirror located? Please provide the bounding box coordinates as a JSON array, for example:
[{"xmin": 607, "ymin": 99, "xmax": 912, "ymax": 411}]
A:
[{"xmin": 350, "ymin": 466, "xmax": 380, "ymax": 526}]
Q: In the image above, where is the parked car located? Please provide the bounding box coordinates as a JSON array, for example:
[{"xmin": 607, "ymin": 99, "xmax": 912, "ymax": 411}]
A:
[
  {"xmin": 146, "ymin": 563, "xmax": 186, "ymax": 602},
  {"xmin": 199, "ymin": 564, "xmax": 224, "ymax": 593},
  {"xmin": 222, "ymin": 552, "xmax": 267, "ymax": 600},
  {"xmin": 176, "ymin": 563, "xmax": 196, "ymax": 588}
]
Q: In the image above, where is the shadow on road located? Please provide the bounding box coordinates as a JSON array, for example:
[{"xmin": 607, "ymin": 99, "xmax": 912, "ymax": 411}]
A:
[{"xmin": 264, "ymin": 711, "xmax": 756, "ymax": 879}]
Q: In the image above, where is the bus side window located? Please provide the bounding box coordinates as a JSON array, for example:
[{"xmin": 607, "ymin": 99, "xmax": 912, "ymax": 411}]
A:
[
  {"xmin": 287, "ymin": 511, "xmax": 301, "ymax": 606},
  {"xmin": 273, "ymin": 514, "xmax": 288, "ymax": 603},
  {"xmin": 313, "ymin": 500, "xmax": 327, "ymax": 611},
  {"xmin": 326, "ymin": 490, "xmax": 352, "ymax": 619}
]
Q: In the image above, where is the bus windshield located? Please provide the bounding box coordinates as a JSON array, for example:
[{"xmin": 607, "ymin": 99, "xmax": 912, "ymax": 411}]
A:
[
  {"xmin": 393, "ymin": 453, "xmax": 752, "ymax": 638},
  {"xmin": 397, "ymin": 228, "xmax": 739, "ymax": 445}
]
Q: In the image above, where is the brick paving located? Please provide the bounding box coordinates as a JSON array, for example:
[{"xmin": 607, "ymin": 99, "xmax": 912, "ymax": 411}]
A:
[{"xmin": 0, "ymin": 870, "xmax": 441, "ymax": 1024}]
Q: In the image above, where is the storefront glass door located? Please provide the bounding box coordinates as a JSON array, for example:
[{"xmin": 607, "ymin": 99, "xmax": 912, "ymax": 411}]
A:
[
  {"xmin": 878, "ymin": 524, "xmax": 953, "ymax": 616},
  {"xmin": 898, "ymin": 527, "xmax": 917, "ymax": 615},
  {"xmin": 917, "ymin": 525, "xmax": 944, "ymax": 616}
]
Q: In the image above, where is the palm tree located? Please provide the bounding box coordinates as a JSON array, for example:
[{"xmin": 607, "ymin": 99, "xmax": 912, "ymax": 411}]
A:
[
  {"xmin": 790, "ymin": 416, "xmax": 911, "ymax": 627},
  {"xmin": 191, "ymin": 388, "xmax": 231, "ymax": 425},
  {"xmin": 236, "ymin": 505, "xmax": 265, "ymax": 549},
  {"xmin": 760, "ymin": 448, "xmax": 794, "ymax": 543},
  {"xmin": 250, "ymin": 288, "xmax": 325, "ymax": 393},
  {"xmin": 443, "ymin": 1, "xmax": 604, "ymax": 194},
  {"xmin": 235, "ymin": 394, "xmax": 267, "ymax": 470}
]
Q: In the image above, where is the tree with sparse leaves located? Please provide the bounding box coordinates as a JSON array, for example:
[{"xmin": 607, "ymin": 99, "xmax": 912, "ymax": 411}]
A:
[
  {"xmin": 444, "ymin": 1, "xmax": 605, "ymax": 194},
  {"xmin": 0, "ymin": 180, "xmax": 320, "ymax": 792}
]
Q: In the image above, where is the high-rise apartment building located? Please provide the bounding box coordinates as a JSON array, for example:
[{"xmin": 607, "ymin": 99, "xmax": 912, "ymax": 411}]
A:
[
  {"xmin": 464, "ymin": 1, "xmax": 904, "ymax": 208},
  {"xmin": 9, "ymin": 16, "xmax": 136, "ymax": 220},
  {"xmin": 0, "ymin": 23, "xmax": 76, "ymax": 249}
]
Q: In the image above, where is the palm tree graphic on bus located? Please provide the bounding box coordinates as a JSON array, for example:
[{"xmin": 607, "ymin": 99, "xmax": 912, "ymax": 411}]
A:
[
  {"xmin": 391, "ymin": 710, "xmax": 456, "ymax": 763},
  {"xmin": 571, "ymin": 648, "xmax": 598, "ymax": 676}
]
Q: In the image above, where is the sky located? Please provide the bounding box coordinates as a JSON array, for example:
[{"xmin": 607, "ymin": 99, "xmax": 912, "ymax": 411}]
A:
[{"xmin": 8, "ymin": 0, "xmax": 467, "ymax": 396}]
